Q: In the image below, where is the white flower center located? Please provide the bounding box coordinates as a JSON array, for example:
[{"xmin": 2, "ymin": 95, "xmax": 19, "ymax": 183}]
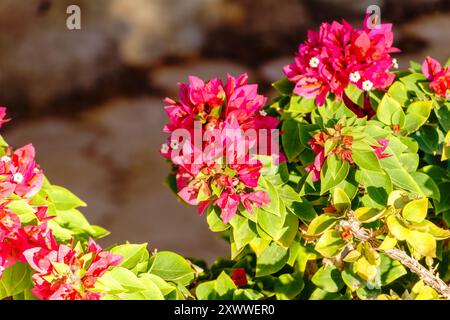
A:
[
  {"xmin": 13, "ymin": 172, "xmax": 24, "ymax": 183},
  {"xmin": 259, "ymin": 110, "xmax": 267, "ymax": 117},
  {"xmin": 392, "ymin": 58, "xmax": 398, "ymax": 69},
  {"xmin": 161, "ymin": 143, "xmax": 169, "ymax": 153},
  {"xmin": 1, "ymin": 156, "xmax": 11, "ymax": 163},
  {"xmin": 309, "ymin": 57, "xmax": 320, "ymax": 68},
  {"xmin": 349, "ymin": 71, "xmax": 361, "ymax": 83},
  {"xmin": 362, "ymin": 80, "xmax": 373, "ymax": 91},
  {"xmin": 170, "ymin": 140, "xmax": 179, "ymax": 150}
]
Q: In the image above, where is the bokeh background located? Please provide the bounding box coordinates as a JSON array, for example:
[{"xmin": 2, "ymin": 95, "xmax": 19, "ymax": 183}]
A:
[{"xmin": 0, "ymin": 0, "xmax": 449, "ymax": 263}]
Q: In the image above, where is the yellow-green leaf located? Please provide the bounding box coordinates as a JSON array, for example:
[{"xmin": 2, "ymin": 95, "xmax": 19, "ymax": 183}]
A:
[
  {"xmin": 354, "ymin": 207, "xmax": 385, "ymax": 223},
  {"xmin": 314, "ymin": 230, "xmax": 346, "ymax": 258},
  {"xmin": 408, "ymin": 220, "xmax": 450, "ymax": 240},
  {"xmin": 333, "ymin": 187, "xmax": 351, "ymax": 213},
  {"xmin": 305, "ymin": 214, "xmax": 339, "ymax": 237},
  {"xmin": 378, "ymin": 233, "xmax": 397, "ymax": 251},
  {"xmin": 402, "ymin": 198, "xmax": 428, "ymax": 223},
  {"xmin": 406, "ymin": 230, "xmax": 436, "ymax": 257},
  {"xmin": 386, "ymin": 215, "xmax": 410, "ymax": 241},
  {"xmin": 355, "ymin": 257, "xmax": 378, "ymax": 281}
]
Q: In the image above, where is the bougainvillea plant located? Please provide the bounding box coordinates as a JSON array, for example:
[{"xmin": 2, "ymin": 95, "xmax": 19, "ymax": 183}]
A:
[
  {"xmin": 162, "ymin": 16, "xmax": 450, "ymax": 300},
  {"xmin": 1, "ymin": 16, "xmax": 449, "ymax": 300}
]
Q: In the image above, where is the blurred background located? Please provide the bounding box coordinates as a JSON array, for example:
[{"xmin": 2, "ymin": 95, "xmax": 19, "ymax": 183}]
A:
[{"xmin": 0, "ymin": 0, "xmax": 449, "ymax": 263}]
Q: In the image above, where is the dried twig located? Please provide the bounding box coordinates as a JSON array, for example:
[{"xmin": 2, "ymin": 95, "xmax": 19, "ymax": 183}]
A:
[{"xmin": 340, "ymin": 217, "xmax": 450, "ymax": 299}]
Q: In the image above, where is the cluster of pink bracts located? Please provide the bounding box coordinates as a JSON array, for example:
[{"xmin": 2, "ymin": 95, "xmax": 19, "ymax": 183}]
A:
[
  {"xmin": 422, "ymin": 56, "xmax": 450, "ymax": 99},
  {"xmin": 283, "ymin": 17, "xmax": 399, "ymax": 106},
  {"xmin": 0, "ymin": 108, "xmax": 122, "ymax": 300},
  {"xmin": 161, "ymin": 74, "xmax": 280, "ymax": 223}
]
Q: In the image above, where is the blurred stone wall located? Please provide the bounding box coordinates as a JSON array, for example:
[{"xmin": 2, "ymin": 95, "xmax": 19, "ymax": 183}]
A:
[{"xmin": 0, "ymin": 0, "xmax": 223, "ymax": 112}]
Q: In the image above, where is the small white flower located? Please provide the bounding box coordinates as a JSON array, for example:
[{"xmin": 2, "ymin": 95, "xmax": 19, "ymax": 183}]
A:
[
  {"xmin": 1, "ymin": 156, "xmax": 11, "ymax": 163},
  {"xmin": 349, "ymin": 71, "xmax": 361, "ymax": 83},
  {"xmin": 160, "ymin": 143, "xmax": 169, "ymax": 153},
  {"xmin": 170, "ymin": 140, "xmax": 179, "ymax": 150},
  {"xmin": 259, "ymin": 109, "xmax": 267, "ymax": 117},
  {"xmin": 362, "ymin": 80, "xmax": 373, "ymax": 91},
  {"xmin": 309, "ymin": 57, "xmax": 320, "ymax": 68},
  {"xmin": 13, "ymin": 172, "xmax": 24, "ymax": 183},
  {"xmin": 392, "ymin": 58, "xmax": 398, "ymax": 69}
]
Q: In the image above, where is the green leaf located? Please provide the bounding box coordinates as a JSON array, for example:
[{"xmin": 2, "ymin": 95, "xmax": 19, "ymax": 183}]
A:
[
  {"xmin": 290, "ymin": 201, "xmax": 317, "ymax": 222},
  {"xmin": 110, "ymin": 243, "xmax": 149, "ymax": 271},
  {"xmin": 402, "ymin": 198, "xmax": 428, "ymax": 223},
  {"xmin": 274, "ymin": 211, "xmax": 299, "ymax": 248},
  {"xmin": 314, "ymin": 230, "xmax": 346, "ymax": 258},
  {"xmin": 398, "ymin": 153, "xmax": 419, "ymax": 173},
  {"xmin": 306, "ymin": 214, "xmax": 339, "ymax": 236},
  {"xmin": 404, "ymin": 101, "xmax": 433, "ymax": 133},
  {"xmin": 274, "ymin": 273, "xmax": 304, "ymax": 300},
  {"xmin": 45, "ymin": 185, "xmax": 86, "ymax": 210},
  {"xmin": 341, "ymin": 268, "xmax": 365, "ymax": 291},
  {"xmin": 259, "ymin": 177, "xmax": 280, "ymax": 216},
  {"xmin": 233, "ymin": 289, "xmax": 264, "ymax": 300},
  {"xmin": 379, "ymin": 144, "xmax": 425, "ymax": 196},
  {"xmin": 6, "ymin": 200, "xmax": 36, "ymax": 224},
  {"xmin": 357, "ymin": 169, "xmax": 392, "ymax": 208},
  {"xmin": 256, "ymin": 242, "xmax": 289, "ymax": 277},
  {"xmin": 411, "ymin": 172, "xmax": 440, "ymax": 201},
  {"xmin": 95, "ymin": 267, "xmax": 164, "ymax": 300},
  {"xmin": 379, "ymin": 254, "xmax": 407, "ymax": 286},
  {"xmin": 140, "ymin": 273, "xmax": 176, "ymax": 297},
  {"xmin": 354, "ymin": 207, "xmax": 385, "ymax": 223},
  {"xmin": 414, "ymin": 125, "xmax": 439, "ymax": 154},
  {"xmin": 196, "ymin": 271, "xmax": 237, "ymax": 300},
  {"xmin": 230, "ymin": 215, "xmax": 257, "ymax": 251},
  {"xmin": 333, "ymin": 187, "xmax": 351, "ymax": 213},
  {"xmin": 206, "ymin": 205, "xmax": 230, "ymax": 232},
  {"xmin": 309, "ymin": 288, "xmax": 346, "ymax": 300},
  {"xmin": 89, "ymin": 225, "xmax": 110, "ymax": 239},
  {"xmin": 273, "ymin": 78, "xmax": 294, "ymax": 95},
  {"xmin": 435, "ymin": 103, "xmax": 450, "ymax": 132},
  {"xmin": 148, "ymin": 251, "xmax": 195, "ymax": 286},
  {"xmin": 214, "ymin": 272, "xmax": 237, "ymax": 297},
  {"xmin": 320, "ymin": 155, "xmax": 350, "ymax": 195},
  {"xmin": 282, "ymin": 119, "xmax": 303, "ymax": 161},
  {"xmin": 376, "ymin": 95, "xmax": 403, "ymax": 126},
  {"xmin": 0, "ymin": 263, "xmax": 32, "ymax": 299},
  {"xmin": 256, "ymin": 206, "xmax": 286, "ymax": 240},
  {"xmin": 312, "ymin": 265, "xmax": 345, "ymax": 293},
  {"xmin": 388, "ymin": 81, "xmax": 408, "ymax": 105},
  {"xmin": 289, "ymin": 96, "xmax": 316, "ymax": 113},
  {"xmin": 53, "ymin": 208, "xmax": 96, "ymax": 236},
  {"xmin": 400, "ymin": 73, "xmax": 427, "ymax": 94},
  {"xmin": 352, "ymin": 150, "xmax": 382, "ymax": 172}
]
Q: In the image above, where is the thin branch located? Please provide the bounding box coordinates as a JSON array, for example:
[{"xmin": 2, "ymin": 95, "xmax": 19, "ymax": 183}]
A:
[{"xmin": 340, "ymin": 217, "xmax": 450, "ymax": 299}]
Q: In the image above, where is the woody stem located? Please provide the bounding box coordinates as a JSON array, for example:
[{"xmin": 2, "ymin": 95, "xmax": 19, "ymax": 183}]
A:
[{"xmin": 339, "ymin": 215, "xmax": 450, "ymax": 299}]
